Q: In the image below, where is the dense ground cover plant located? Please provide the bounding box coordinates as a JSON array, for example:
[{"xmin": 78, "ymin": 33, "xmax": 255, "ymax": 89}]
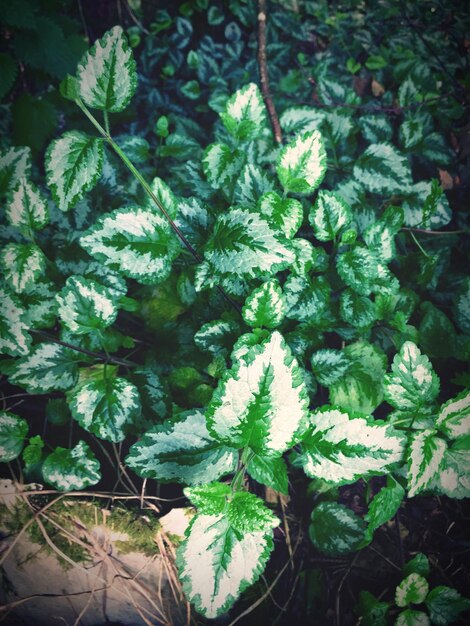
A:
[{"xmin": 1, "ymin": 1, "xmax": 469, "ymax": 623}]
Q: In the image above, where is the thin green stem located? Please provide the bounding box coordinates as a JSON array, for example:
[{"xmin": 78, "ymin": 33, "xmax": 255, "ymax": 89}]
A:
[
  {"xmin": 409, "ymin": 231, "xmax": 430, "ymax": 258},
  {"xmin": 103, "ymin": 110, "xmax": 110, "ymax": 135},
  {"xmin": 402, "ymin": 227, "xmax": 469, "ymax": 236},
  {"xmin": 230, "ymin": 448, "xmax": 255, "ymax": 493}
]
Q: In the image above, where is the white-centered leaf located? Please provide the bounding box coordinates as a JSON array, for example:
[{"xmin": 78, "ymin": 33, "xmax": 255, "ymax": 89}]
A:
[
  {"xmin": 4, "ymin": 343, "xmax": 80, "ymax": 393},
  {"xmin": 80, "ymin": 206, "xmax": 180, "ymax": 285},
  {"xmin": 206, "ymin": 331, "xmax": 309, "ymax": 456},
  {"xmin": 396, "ymin": 573, "xmax": 429, "ymax": 608},
  {"xmin": 45, "ymin": 131, "xmax": 104, "ymax": 211},
  {"xmin": 0, "ymin": 412, "xmax": 28, "ymax": 462},
  {"xmin": 336, "ymin": 246, "xmax": 380, "ymax": 296},
  {"xmin": 0, "ymin": 288, "xmax": 31, "ymax": 357},
  {"xmin": 177, "ymin": 488, "xmax": 279, "ymax": 618},
  {"xmin": 309, "ymin": 190, "xmax": 351, "ymax": 241},
  {"xmin": 280, "ymin": 106, "xmax": 324, "ymax": 135},
  {"xmin": 310, "ymin": 349, "xmax": 352, "ymax": 387},
  {"xmin": 22, "ymin": 281, "xmax": 58, "ymax": 329},
  {"xmin": 126, "ymin": 410, "xmax": 238, "ymax": 485},
  {"xmin": 196, "ymin": 208, "xmax": 294, "ymax": 288},
  {"xmin": 436, "ymin": 390, "xmax": 470, "ymax": 440},
  {"xmin": 68, "ymin": 376, "xmax": 141, "ymax": 443},
  {"xmin": 309, "ymin": 502, "xmax": 367, "ymax": 556},
  {"xmin": 363, "ymin": 205, "xmax": 404, "ymax": 262},
  {"xmin": 340, "ymin": 290, "xmax": 376, "ymax": 328},
  {"xmin": 257, "ymin": 191, "xmax": 303, "ymax": 238},
  {"xmin": 242, "ymin": 279, "xmax": 286, "ymax": 329},
  {"xmin": 42, "ymin": 440, "xmax": 101, "ymax": 491},
  {"xmin": 202, "ymin": 142, "xmax": 244, "ymax": 191},
  {"xmin": 1, "ymin": 243, "xmax": 46, "ymax": 294},
  {"xmin": 353, "ymin": 143, "xmax": 412, "ymax": 195},
  {"xmin": 76, "ymin": 25, "xmax": 137, "ymax": 112},
  {"xmin": 359, "ymin": 115, "xmax": 393, "ymax": 143},
  {"xmin": 5, "ymin": 177, "xmax": 49, "ymax": 233},
  {"xmin": 56, "ymin": 275, "xmax": 118, "ymax": 335},
  {"xmin": 277, "ymin": 130, "xmax": 327, "ymax": 194},
  {"xmin": 402, "ymin": 181, "xmax": 451, "ymax": 229},
  {"xmin": 400, "ymin": 118, "xmax": 425, "ymax": 150},
  {"xmin": 233, "ymin": 163, "xmax": 273, "ymax": 207},
  {"xmin": 0, "ymin": 146, "xmax": 31, "ymax": 195},
  {"xmin": 384, "ymin": 341, "xmax": 440, "ymax": 412},
  {"xmin": 299, "ymin": 407, "xmax": 406, "ymax": 485},
  {"xmin": 219, "ymin": 82, "xmax": 268, "ymax": 141},
  {"xmin": 284, "ymin": 274, "xmax": 330, "ymax": 323},
  {"xmin": 407, "ymin": 429, "xmax": 447, "ymax": 497},
  {"xmin": 194, "ymin": 319, "xmax": 239, "ymax": 357},
  {"xmin": 396, "ymin": 610, "xmax": 431, "ymax": 626}
]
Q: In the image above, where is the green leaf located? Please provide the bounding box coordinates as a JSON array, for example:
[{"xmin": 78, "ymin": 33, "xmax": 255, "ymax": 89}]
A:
[
  {"xmin": 22, "ymin": 435, "xmax": 44, "ymax": 468},
  {"xmin": 337, "ymin": 246, "xmax": 380, "ymax": 296},
  {"xmin": 0, "ymin": 412, "xmax": 28, "ymax": 462},
  {"xmin": 359, "ymin": 115, "xmax": 393, "ymax": 144},
  {"xmin": 202, "ymin": 142, "xmax": 244, "ymax": 192},
  {"xmin": 22, "ymin": 281, "xmax": 58, "ymax": 329},
  {"xmin": 395, "ymin": 609, "xmax": 431, "ymax": 626},
  {"xmin": 340, "ymin": 290, "xmax": 377, "ymax": 328},
  {"xmin": 0, "ymin": 146, "xmax": 31, "ymax": 196},
  {"xmin": 5, "ymin": 177, "xmax": 49, "ymax": 234},
  {"xmin": 284, "ymin": 274, "xmax": 330, "ymax": 323},
  {"xmin": 3, "ymin": 343, "xmax": 79, "ymax": 394},
  {"xmin": 196, "ymin": 208, "xmax": 294, "ymax": 289},
  {"xmin": 257, "ymin": 191, "xmax": 303, "ymax": 238},
  {"xmin": 310, "ymin": 349, "xmax": 352, "ymax": 386},
  {"xmin": 206, "ymin": 331, "xmax": 309, "ymax": 456},
  {"xmin": 126, "ymin": 410, "xmax": 238, "ymax": 485},
  {"xmin": 45, "ymin": 131, "xmax": 104, "ymax": 211},
  {"xmin": 309, "ymin": 502, "xmax": 367, "ymax": 556},
  {"xmin": 12, "ymin": 93, "xmax": 58, "ymax": 153},
  {"xmin": 177, "ymin": 489, "xmax": 279, "ymax": 618},
  {"xmin": 384, "ymin": 341, "xmax": 440, "ymax": 412},
  {"xmin": 309, "ymin": 190, "xmax": 351, "ymax": 241},
  {"xmin": 0, "ymin": 288, "xmax": 31, "ymax": 356},
  {"xmin": 431, "ymin": 443, "xmax": 470, "ymax": 500},
  {"xmin": 365, "ymin": 54, "xmax": 387, "ymax": 70},
  {"xmin": 299, "ymin": 407, "xmax": 405, "ymax": 486},
  {"xmin": 68, "ymin": 377, "xmax": 141, "ymax": 443},
  {"xmin": 454, "ymin": 278, "xmax": 470, "ymax": 334},
  {"xmin": 425, "ymin": 586, "xmax": 470, "ymax": 626},
  {"xmin": 1, "ymin": 243, "xmax": 46, "ymax": 294},
  {"xmin": 396, "ymin": 573, "xmax": 429, "ymax": 607},
  {"xmin": 219, "ymin": 83, "xmax": 268, "ymax": 141},
  {"xmin": 363, "ymin": 206, "xmax": 404, "ymax": 262},
  {"xmin": 277, "ymin": 130, "xmax": 327, "ymax": 194},
  {"xmin": 356, "ymin": 590, "xmax": 390, "ymax": 626},
  {"xmin": 436, "ymin": 390, "xmax": 470, "ymax": 440},
  {"xmin": 194, "ymin": 319, "xmax": 239, "ymax": 357},
  {"xmin": 0, "ymin": 53, "xmax": 17, "ymax": 100},
  {"xmin": 242, "ymin": 279, "xmax": 286, "ymax": 329},
  {"xmin": 403, "ymin": 553, "xmax": 430, "ymax": 578},
  {"xmin": 127, "ymin": 367, "xmax": 169, "ymax": 422},
  {"xmin": 80, "ymin": 206, "xmax": 180, "ymax": 285},
  {"xmin": 407, "ymin": 429, "xmax": 447, "ymax": 497},
  {"xmin": 353, "ymin": 143, "xmax": 412, "ymax": 195},
  {"xmin": 402, "ymin": 181, "xmax": 451, "ymax": 229},
  {"xmin": 56, "ymin": 276, "xmax": 118, "ymax": 335},
  {"xmin": 233, "ymin": 163, "xmax": 273, "ymax": 207},
  {"xmin": 42, "ymin": 441, "xmax": 101, "ymax": 491},
  {"xmin": 364, "ymin": 476, "xmax": 405, "ymax": 541},
  {"xmin": 76, "ymin": 25, "xmax": 137, "ymax": 112},
  {"xmin": 400, "ymin": 118, "xmax": 425, "ymax": 150},
  {"xmin": 246, "ymin": 454, "xmax": 289, "ymax": 494},
  {"xmin": 184, "ymin": 482, "xmax": 231, "ymax": 515}
]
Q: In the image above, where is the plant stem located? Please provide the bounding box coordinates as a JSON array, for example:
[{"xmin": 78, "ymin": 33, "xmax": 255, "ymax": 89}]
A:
[
  {"xmin": 257, "ymin": 0, "xmax": 282, "ymax": 144},
  {"xmin": 402, "ymin": 227, "xmax": 469, "ymax": 236},
  {"xmin": 103, "ymin": 110, "xmax": 110, "ymax": 135},
  {"xmin": 409, "ymin": 231, "xmax": 430, "ymax": 258}
]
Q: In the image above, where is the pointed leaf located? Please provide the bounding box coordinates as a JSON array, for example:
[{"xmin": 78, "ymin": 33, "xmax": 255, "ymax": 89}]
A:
[
  {"xmin": 219, "ymin": 83, "xmax": 268, "ymax": 141},
  {"xmin": 340, "ymin": 290, "xmax": 377, "ymax": 328},
  {"xmin": 68, "ymin": 376, "xmax": 141, "ymax": 443},
  {"xmin": 233, "ymin": 163, "xmax": 273, "ymax": 207},
  {"xmin": 0, "ymin": 146, "xmax": 31, "ymax": 196},
  {"xmin": 76, "ymin": 25, "xmax": 137, "ymax": 112},
  {"xmin": 384, "ymin": 341, "xmax": 440, "ymax": 411},
  {"xmin": 396, "ymin": 610, "xmax": 430, "ymax": 626},
  {"xmin": 206, "ymin": 331, "xmax": 309, "ymax": 456},
  {"xmin": 246, "ymin": 454, "xmax": 289, "ymax": 494},
  {"xmin": 277, "ymin": 130, "xmax": 327, "ymax": 194},
  {"xmin": 1, "ymin": 243, "xmax": 46, "ymax": 294},
  {"xmin": 126, "ymin": 411, "xmax": 238, "ymax": 485},
  {"xmin": 279, "ymin": 106, "xmax": 324, "ymax": 135},
  {"xmin": 425, "ymin": 586, "xmax": 470, "ymax": 626},
  {"xmin": 299, "ymin": 407, "xmax": 406, "ymax": 485},
  {"xmin": 353, "ymin": 143, "xmax": 412, "ymax": 195},
  {"xmin": 403, "ymin": 553, "xmax": 430, "ymax": 578},
  {"xmin": 284, "ymin": 274, "xmax": 330, "ymax": 323},
  {"xmin": 364, "ymin": 476, "xmax": 405, "ymax": 541},
  {"xmin": 80, "ymin": 206, "xmax": 180, "ymax": 284},
  {"xmin": 407, "ymin": 429, "xmax": 447, "ymax": 497},
  {"xmin": 202, "ymin": 142, "xmax": 244, "ymax": 191},
  {"xmin": 257, "ymin": 191, "xmax": 303, "ymax": 238},
  {"xmin": 310, "ymin": 349, "xmax": 352, "ymax": 387},
  {"xmin": 436, "ymin": 390, "xmax": 470, "ymax": 440},
  {"xmin": 0, "ymin": 412, "xmax": 28, "ymax": 462},
  {"xmin": 42, "ymin": 441, "xmax": 101, "ymax": 491},
  {"xmin": 309, "ymin": 502, "xmax": 367, "ymax": 556},
  {"xmin": 396, "ymin": 573, "xmax": 429, "ymax": 608},
  {"xmin": 337, "ymin": 246, "xmax": 380, "ymax": 296},
  {"xmin": 194, "ymin": 319, "xmax": 239, "ymax": 357},
  {"xmin": 5, "ymin": 177, "xmax": 49, "ymax": 233},
  {"xmin": 242, "ymin": 279, "xmax": 286, "ymax": 329},
  {"xmin": 309, "ymin": 190, "xmax": 351, "ymax": 242},
  {"xmin": 45, "ymin": 131, "xmax": 103, "ymax": 211},
  {"xmin": 0, "ymin": 288, "xmax": 31, "ymax": 356}
]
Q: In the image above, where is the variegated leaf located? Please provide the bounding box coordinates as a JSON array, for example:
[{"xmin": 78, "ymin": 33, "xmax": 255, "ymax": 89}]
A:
[
  {"xmin": 242, "ymin": 279, "xmax": 286, "ymax": 329},
  {"xmin": 359, "ymin": 115, "xmax": 393, "ymax": 143},
  {"xmin": 206, "ymin": 331, "xmax": 309, "ymax": 456},
  {"xmin": 1, "ymin": 243, "xmax": 46, "ymax": 294},
  {"xmin": 299, "ymin": 407, "xmax": 406, "ymax": 485},
  {"xmin": 0, "ymin": 288, "xmax": 31, "ymax": 356},
  {"xmin": 42, "ymin": 441, "xmax": 101, "ymax": 491},
  {"xmin": 233, "ymin": 163, "xmax": 273, "ymax": 207},
  {"xmin": 277, "ymin": 130, "xmax": 327, "ymax": 194},
  {"xmin": 68, "ymin": 376, "xmax": 141, "ymax": 443},
  {"xmin": 396, "ymin": 610, "xmax": 431, "ymax": 626},
  {"xmin": 76, "ymin": 25, "xmax": 137, "ymax": 112},
  {"xmin": 309, "ymin": 190, "xmax": 351, "ymax": 241},
  {"xmin": 363, "ymin": 205, "xmax": 404, "ymax": 262},
  {"xmin": 196, "ymin": 208, "xmax": 294, "ymax": 289},
  {"xmin": 309, "ymin": 502, "xmax": 367, "ymax": 556},
  {"xmin": 257, "ymin": 191, "xmax": 303, "ymax": 238},
  {"xmin": 56, "ymin": 275, "xmax": 118, "ymax": 335},
  {"xmin": 454, "ymin": 278, "xmax": 470, "ymax": 334},
  {"xmin": 194, "ymin": 319, "xmax": 239, "ymax": 357},
  {"xmin": 284, "ymin": 274, "xmax": 330, "ymax": 323},
  {"xmin": 340, "ymin": 290, "xmax": 376, "ymax": 328},
  {"xmin": 219, "ymin": 83, "xmax": 268, "ymax": 141},
  {"xmin": 22, "ymin": 281, "xmax": 58, "ymax": 329},
  {"xmin": 402, "ymin": 181, "xmax": 451, "ymax": 229},
  {"xmin": 310, "ymin": 349, "xmax": 352, "ymax": 387},
  {"xmin": 0, "ymin": 146, "xmax": 31, "ymax": 195},
  {"xmin": 436, "ymin": 390, "xmax": 470, "ymax": 440},
  {"xmin": 290, "ymin": 238, "xmax": 328, "ymax": 275},
  {"xmin": 353, "ymin": 143, "xmax": 412, "ymax": 195},
  {"xmin": 407, "ymin": 429, "xmax": 447, "ymax": 497},
  {"xmin": 280, "ymin": 106, "xmax": 324, "ymax": 135},
  {"xmin": 126, "ymin": 411, "xmax": 237, "ymax": 485},
  {"xmin": 45, "ymin": 131, "xmax": 104, "ymax": 211},
  {"xmin": 0, "ymin": 412, "xmax": 28, "ymax": 462},
  {"xmin": 400, "ymin": 118, "xmax": 424, "ymax": 150},
  {"xmin": 426, "ymin": 586, "xmax": 470, "ymax": 626},
  {"xmin": 145, "ymin": 176, "xmax": 179, "ymax": 219},
  {"xmin": 80, "ymin": 206, "xmax": 180, "ymax": 285},
  {"xmin": 3, "ymin": 343, "xmax": 79, "ymax": 393},
  {"xmin": 396, "ymin": 573, "xmax": 429, "ymax": 608},
  {"xmin": 336, "ymin": 246, "xmax": 380, "ymax": 296},
  {"xmin": 177, "ymin": 488, "xmax": 279, "ymax": 618},
  {"xmin": 202, "ymin": 142, "xmax": 244, "ymax": 192},
  {"xmin": 384, "ymin": 341, "xmax": 440, "ymax": 411},
  {"xmin": 5, "ymin": 177, "xmax": 49, "ymax": 234}
]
